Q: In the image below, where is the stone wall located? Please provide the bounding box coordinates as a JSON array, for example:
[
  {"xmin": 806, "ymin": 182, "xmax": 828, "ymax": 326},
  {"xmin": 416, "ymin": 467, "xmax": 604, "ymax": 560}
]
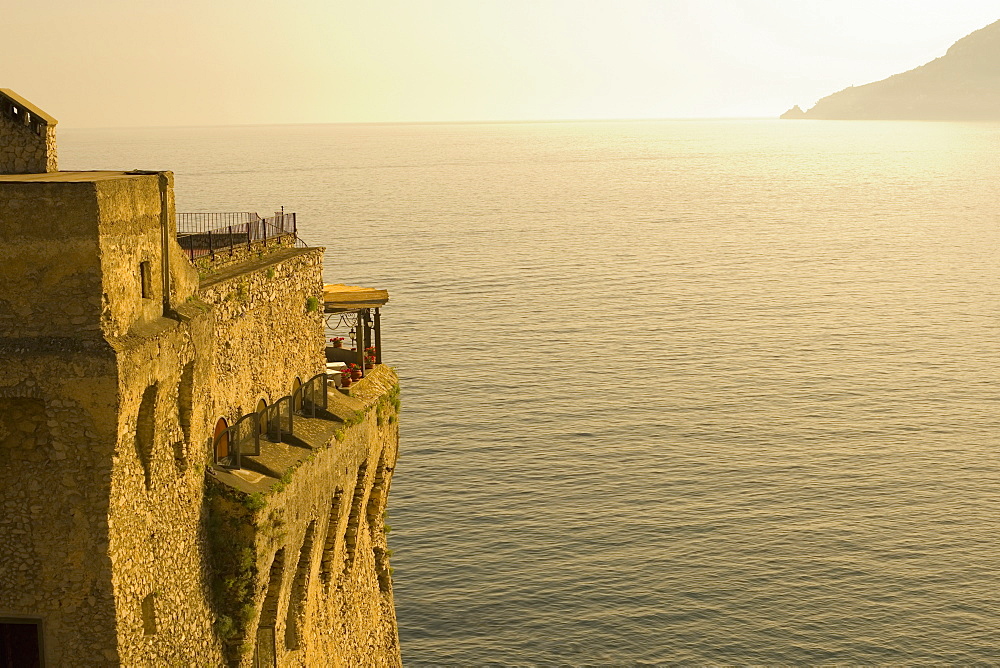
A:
[
  {"xmin": 198, "ymin": 246, "xmax": 326, "ymax": 430},
  {"xmin": 106, "ymin": 307, "xmax": 226, "ymax": 666},
  {"xmin": 189, "ymin": 234, "xmax": 297, "ymax": 276},
  {"xmin": 0, "ymin": 342, "xmax": 121, "ymax": 664},
  {"xmin": 0, "ymin": 172, "xmax": 195, "ymax": 341},
  {"xmin": 301, "ymin": 369, "xmax": 401, "ymax": 666},
  {"xmin": 209, "ymin": 365, "xmax": 402, "ymax": 667},
  {"xmin": 93, "ymin": 171, "xmax": 229, "ymax": 664},
  {"xmin": 0, "ymin": 120, "xmax": 55, "ymax": 174},
  {"xmin": 0, "ymin": 171, "xmax": 228, "ymax": 665},
  {"xmin": 102, "ymin": 183, "xmax": 352, "ymax": 665},
  {"xmin": 0, "ymin": 177, "xmax": 103, "ymax": 339}
]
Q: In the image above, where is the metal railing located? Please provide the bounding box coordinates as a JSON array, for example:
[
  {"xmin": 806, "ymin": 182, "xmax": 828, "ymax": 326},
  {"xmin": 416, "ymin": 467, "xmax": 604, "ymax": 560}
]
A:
[
  {"xmin": 177, "ymin": 212, "xmax": 260, "ymax": 231},
  {"xmin": 177, "ymin": 212, "xmax": 299, "ymax": 261},
  {"xmin": 214, "ymin": 373, "xmax": 328, "ymax": 470},
  {"xmin": 215, "ymin": 412, "xmax": 261, "ymax": 469},
  {"xmin": 261, "ymin": 396, "xmax": 294, "ymax": 442},
  {"xmin": 295, "ymin": 372, "xmax": 329, "ymax": 418}
]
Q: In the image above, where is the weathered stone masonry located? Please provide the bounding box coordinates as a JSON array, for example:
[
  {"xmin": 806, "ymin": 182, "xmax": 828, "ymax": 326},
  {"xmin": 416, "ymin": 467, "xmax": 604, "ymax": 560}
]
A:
[
  {"xmin": 209, "ymin": 367, "xmax": 401, "ymax": 667},
  {"xmin": 0, "ymin": 92, "xmax": 401, "ymax": 667}
]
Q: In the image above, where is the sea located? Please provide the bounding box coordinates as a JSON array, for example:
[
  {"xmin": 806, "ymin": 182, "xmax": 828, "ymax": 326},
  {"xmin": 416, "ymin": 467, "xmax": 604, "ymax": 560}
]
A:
[{"xmin": 61, "ymin": 120, "xmax": 1000, "ymax": 665}]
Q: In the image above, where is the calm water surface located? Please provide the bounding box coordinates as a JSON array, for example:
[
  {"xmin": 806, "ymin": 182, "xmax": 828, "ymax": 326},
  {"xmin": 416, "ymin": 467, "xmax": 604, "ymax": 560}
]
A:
[{"xmin": 63, "ymin": 120, "xmax": 1000, "ymax": 665}]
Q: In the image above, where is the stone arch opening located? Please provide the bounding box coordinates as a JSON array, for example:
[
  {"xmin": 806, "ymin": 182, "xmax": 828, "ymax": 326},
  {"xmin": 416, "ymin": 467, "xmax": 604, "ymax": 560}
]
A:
[
  {"xmin": 284, "ymin": 522, "xmax": 316, "ymax": 651},
  {"xmin": 254, "ymin": 548, "xmax": 285, "ymax": 668},
  {"xmin": 367, "ymin": 452, "xmax": 392, "ymax": 593},
  {"xmin": 177, "ymin": 361, "xmax": 194, "ymax": 442},
  {"xmin": 172, "ymin": 441, "xmax": 187, "ymax": 475},
  {"xmin": 319, "ymin": 488, "xmax": 345, "ymax": 586},
  {"xmin": 343, "ymin": 462, "xmax": 369, "ymax": 573},
  {"xmin": 366, "ymin": 452, "xmax": 388, "ymax": 532},
  {"xmin": 135, "ymin": 384, "xmax": 158, "ymax": 489}
]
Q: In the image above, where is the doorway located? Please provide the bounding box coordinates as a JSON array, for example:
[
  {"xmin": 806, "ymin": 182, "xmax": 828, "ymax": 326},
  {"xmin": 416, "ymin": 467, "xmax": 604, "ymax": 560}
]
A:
[{"xmin": 0, "ymin": 619, "xmax": 42, "ymax": 668}]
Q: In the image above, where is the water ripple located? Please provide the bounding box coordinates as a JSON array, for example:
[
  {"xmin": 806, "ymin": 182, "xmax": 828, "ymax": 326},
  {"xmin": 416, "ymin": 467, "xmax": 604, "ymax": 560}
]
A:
[{"xmin": 60, "ymin": 119, "xmax": 1000, "ymax": 665}]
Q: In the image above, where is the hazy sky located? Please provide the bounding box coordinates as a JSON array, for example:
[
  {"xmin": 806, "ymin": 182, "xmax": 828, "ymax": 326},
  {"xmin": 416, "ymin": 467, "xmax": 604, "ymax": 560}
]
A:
[{"xmin": 4, "ymin": 1, "xmax": 998, "ymax": 127}]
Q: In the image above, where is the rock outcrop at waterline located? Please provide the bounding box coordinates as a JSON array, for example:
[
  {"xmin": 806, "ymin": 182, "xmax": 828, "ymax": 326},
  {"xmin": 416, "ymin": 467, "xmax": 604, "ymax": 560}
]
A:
[
  {"xmin": 779, "ymin": 105, "xmax": 807, "ymax": 119},
  {"xmin": 783, "ymin": 18, "xmax": 1000, "ymax": 120}
]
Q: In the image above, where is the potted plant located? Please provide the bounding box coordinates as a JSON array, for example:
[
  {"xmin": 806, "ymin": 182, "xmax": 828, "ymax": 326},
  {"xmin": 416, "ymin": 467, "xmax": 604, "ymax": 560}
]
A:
[
  {"xmin": 364, "ymin": 346, "xmax": 377, "ymax": 369},
  {"xmin": 330, "ymin": 336, "xmax": 345, "ymax": 349},
  {"xmin": 339, "ymin": 367, "xmax": 353, "ymax": 388},
  {"xmin": 348, "ymin": 363, "xmax": 363, "ymax": 381}
]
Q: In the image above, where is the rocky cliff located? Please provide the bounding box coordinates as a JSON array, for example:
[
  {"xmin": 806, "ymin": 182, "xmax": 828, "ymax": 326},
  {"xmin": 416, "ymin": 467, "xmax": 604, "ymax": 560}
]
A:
[{"xmin": 784, "ymin": 19, "xmax": 1000, "ymax": 120}]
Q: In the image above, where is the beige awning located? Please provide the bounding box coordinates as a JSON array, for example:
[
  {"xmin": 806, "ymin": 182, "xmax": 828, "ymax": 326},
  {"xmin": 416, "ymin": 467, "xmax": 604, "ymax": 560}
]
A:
[{"xmin": 323, "ymin": 283, "xmax": 389, "ymax": 313}]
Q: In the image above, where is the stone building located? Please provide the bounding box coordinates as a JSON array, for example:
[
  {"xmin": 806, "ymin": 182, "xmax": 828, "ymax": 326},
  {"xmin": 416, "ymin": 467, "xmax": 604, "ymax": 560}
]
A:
[{"xmin": 0, "ymin": 91, "xmax": 401, "ymax": 667}]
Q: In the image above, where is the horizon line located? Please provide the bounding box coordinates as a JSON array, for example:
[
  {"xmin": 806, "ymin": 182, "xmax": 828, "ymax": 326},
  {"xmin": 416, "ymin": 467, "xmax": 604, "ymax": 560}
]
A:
[{"xmin": 59, "ymin": 115, "xmax": 779, "ymax": 132}]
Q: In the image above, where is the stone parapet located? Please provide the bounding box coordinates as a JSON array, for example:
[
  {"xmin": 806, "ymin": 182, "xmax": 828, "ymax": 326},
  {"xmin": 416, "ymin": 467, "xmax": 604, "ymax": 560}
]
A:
[
  {"xmin": 188, "ymin": 234, "xmax": 298, "ymax": 277},
  {"xmin": 0, "ymin": 89, "xmax": 57, "ymax": 174}
]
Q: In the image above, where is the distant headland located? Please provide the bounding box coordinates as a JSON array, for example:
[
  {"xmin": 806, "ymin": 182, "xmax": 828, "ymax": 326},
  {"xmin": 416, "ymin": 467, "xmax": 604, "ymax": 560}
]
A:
[{"xmin": 782, "ymin": 18, "xmax": 1000, "ymax": 120}]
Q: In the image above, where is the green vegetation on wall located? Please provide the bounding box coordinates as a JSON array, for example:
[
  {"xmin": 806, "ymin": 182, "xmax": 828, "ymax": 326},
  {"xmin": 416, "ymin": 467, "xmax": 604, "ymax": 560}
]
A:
[{"xmin": 205, "ymin": 479, "xmax": 261, "ymax": 665}]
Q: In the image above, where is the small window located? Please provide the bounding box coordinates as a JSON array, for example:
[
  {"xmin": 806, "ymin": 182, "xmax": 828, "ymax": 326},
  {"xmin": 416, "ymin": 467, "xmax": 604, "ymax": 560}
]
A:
[
  {"xmin": 135, "ymin": 385, "xmax": 158, "ymax": 490},
  {"xmin": 140, "ymin": 261, "xmax": 152, "ymax": 299},
  {"xmin": 141, "ymin": 594, "xmax": 157, "ymax": 635}
]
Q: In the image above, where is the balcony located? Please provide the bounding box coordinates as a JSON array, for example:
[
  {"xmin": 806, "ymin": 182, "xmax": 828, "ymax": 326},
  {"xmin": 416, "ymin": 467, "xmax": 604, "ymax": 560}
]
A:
[
  {"xmin": 208, "ymin": 364, "xmax": 399, "ymax": 494},
  {"xmin": 322, "ymin": 284, "xmax": 389, "ymax": 387}
]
